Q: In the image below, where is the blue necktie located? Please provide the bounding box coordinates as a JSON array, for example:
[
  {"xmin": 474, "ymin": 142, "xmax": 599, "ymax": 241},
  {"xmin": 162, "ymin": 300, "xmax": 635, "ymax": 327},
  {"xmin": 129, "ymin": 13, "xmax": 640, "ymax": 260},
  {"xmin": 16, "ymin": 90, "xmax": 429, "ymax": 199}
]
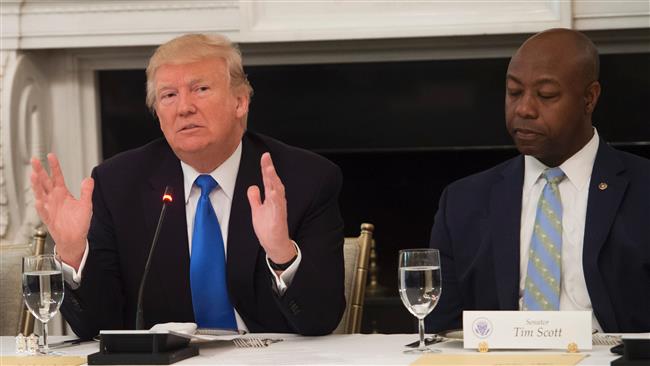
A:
[
  {"xmin": 523, "ymin": 167, "xmax": 566, "ymax": 311},
  {"xmin": 190, "ymin": 175, "xmax": 237, "ymax": 329}
]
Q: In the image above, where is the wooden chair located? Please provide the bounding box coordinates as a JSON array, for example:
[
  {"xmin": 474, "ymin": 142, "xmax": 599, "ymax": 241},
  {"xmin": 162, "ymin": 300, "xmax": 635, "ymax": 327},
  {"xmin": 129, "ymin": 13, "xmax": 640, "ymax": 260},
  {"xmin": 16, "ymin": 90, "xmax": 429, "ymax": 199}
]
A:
[{"xmin": 333, "ymin": 223, "xmax": 374, "ymax": 334}]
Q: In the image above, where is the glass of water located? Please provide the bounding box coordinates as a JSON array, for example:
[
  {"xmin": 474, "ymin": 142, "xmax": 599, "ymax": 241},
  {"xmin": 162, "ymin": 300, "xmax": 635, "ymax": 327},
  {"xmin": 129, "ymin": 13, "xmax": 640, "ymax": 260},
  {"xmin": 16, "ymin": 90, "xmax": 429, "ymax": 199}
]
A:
[
  {"xmin": 398, "ymin": 248, "xmax": 441, "ymax": 354},
  {"xmin": 22, "ymin": 254, "xmax": 65, "ymax": 354}
]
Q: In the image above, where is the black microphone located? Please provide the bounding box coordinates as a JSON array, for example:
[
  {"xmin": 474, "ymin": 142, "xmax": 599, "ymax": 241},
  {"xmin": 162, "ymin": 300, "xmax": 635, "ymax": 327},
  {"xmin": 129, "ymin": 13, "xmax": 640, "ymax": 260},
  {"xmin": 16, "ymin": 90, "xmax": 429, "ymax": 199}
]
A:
[
  {"xmin": 135, "ymin": 186, "xmax": 173, "ymax": 330},
  {"xmin": 88, "ymin": 187, "xmax": 198, "ymax": 364}
]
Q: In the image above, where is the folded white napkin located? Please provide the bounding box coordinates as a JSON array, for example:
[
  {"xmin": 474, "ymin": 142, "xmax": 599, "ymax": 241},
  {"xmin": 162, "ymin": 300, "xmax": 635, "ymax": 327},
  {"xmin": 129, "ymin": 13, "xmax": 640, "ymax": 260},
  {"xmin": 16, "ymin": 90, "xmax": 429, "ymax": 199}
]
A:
[
  {"xmin": 149, "ymin": 322, "xmax": 241, "ymax": 343},
  {"xmin": 150, "ymin": 322, "xmax": 197, "ymax": 335}
]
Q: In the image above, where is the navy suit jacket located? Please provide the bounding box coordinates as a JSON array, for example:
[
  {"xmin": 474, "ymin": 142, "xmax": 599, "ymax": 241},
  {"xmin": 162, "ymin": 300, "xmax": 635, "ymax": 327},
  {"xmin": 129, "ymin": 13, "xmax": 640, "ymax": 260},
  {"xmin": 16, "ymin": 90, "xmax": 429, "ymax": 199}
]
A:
[
  {"xmin": 426, "ymin": 140, "xmax": 650, "ymax": 333},
  {"xmin": 61, "ymin": 131, "xmax": 345, "ymax": 339}
]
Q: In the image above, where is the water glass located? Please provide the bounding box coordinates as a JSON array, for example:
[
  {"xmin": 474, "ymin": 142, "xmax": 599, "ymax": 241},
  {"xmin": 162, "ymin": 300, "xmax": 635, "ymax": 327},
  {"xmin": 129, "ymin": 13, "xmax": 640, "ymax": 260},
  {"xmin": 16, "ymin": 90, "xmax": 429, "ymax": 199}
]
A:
[
  {"xmin": 398, "ymin": 248, "xmax": 441, "ymax": 353},
  {"xmin": 22, "ymin": 254, "xmax": 65, "ymax": 354}
]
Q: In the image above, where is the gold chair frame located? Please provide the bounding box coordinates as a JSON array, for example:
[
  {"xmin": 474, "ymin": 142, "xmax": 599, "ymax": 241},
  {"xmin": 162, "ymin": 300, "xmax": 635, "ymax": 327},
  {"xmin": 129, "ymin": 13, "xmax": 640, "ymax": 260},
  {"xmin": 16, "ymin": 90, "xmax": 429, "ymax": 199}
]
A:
[{"xmin": 339, "ymin": 223, "xmax": 374, "ymax": 334}]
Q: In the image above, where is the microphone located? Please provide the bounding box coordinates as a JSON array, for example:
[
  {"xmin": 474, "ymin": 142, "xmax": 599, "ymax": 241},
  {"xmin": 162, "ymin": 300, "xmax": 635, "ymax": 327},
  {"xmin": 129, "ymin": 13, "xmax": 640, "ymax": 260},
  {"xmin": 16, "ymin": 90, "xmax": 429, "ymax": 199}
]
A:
[
  {"xmin": 135, "ymin": 186, "xmax": 173, "ymax": 330},
  {"xmin": 88, "ymin": 186, "xmax": 199, "ymax": 364}
]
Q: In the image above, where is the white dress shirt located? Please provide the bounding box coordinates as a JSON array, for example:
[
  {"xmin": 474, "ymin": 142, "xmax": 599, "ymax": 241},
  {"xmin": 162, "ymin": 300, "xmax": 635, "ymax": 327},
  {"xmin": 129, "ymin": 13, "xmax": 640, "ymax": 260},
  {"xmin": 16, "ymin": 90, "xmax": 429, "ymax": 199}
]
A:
[
  {"xmin": 62, "ymin": 140, "xmax": 302, "ymax": 332},
  {"xmin": 518, "ymin": 128, "xmax": 602, "ymax": 332}
]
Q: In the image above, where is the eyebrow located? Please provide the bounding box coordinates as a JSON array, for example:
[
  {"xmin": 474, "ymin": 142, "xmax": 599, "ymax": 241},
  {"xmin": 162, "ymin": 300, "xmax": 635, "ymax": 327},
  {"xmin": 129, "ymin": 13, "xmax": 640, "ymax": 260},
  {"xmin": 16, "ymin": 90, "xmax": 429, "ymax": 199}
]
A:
[
  {"xmin": 156, "ymin": 85, "xmax": 175, "ymax": 95},
  {"xmin": 506, "ymin": 74, "xmax": 560, "ymax": 87},
  {"xmin": 156, "ymin": 77, "xmax": 208, "ymax": 93},
  {"xmin": 534, "ymin": 77, "xmax": 560, "ymax": 87},
  {"xmin": 187, "ymin": 78, "xmax": 206, "ymax": 86},
  {"xmin": 506, "ymin": 74, "xmax": 522, "ymax": 84}
]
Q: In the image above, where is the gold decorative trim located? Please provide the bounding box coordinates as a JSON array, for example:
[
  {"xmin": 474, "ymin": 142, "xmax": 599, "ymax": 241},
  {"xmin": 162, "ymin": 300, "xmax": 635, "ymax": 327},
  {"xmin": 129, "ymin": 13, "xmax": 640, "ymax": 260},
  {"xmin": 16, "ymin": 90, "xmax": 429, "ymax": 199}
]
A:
[
  {"xmin": 567, "ymin": 342, "xmax": 579, "ymax": 353},
  {"xmin": 345, "ymin": 223, "xmax": 374, "ymax": 334},
  {"xmin": 478, "ymin": 341, "xmax": 489, "ymax": 353}
]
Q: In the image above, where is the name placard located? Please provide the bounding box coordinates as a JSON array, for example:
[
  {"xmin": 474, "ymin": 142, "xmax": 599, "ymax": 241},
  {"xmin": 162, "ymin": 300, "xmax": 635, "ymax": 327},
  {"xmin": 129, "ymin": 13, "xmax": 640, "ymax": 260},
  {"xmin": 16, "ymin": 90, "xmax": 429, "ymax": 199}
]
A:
[{"xmin": 463, "ymin": 311, "xmax": 592, "ymax": 350}]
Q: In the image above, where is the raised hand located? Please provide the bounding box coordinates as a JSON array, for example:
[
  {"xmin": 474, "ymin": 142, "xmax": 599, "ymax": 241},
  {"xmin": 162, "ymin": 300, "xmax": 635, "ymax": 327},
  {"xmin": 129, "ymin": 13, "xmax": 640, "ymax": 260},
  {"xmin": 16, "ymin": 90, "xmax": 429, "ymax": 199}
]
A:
[
  {"xmin": 30, "ymin": 153, "xmax": 94, "ymax": 270},
  {"xmin": 247, "ymin": 153, "xmax": 295, "ymax": 266}
]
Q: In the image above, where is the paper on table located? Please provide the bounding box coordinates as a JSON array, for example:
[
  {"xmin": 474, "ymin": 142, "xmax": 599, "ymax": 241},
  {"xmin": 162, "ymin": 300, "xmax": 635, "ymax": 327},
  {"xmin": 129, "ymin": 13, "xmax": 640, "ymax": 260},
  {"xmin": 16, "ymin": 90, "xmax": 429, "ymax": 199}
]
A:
[
  {"xmin": 410, "ymin": 353, "xmax": 586, "ymax": 366},
  {"xmin": 148, "ymin": 322, "xmax": 242, "ymax": 343},
  {"xmin": 149, "ymin": 322, "xmax": 243, "ymax": 336},
  {"xmin": 1, "ymin": 356, "xmax": 86, "ymax": 366},
  {"xmin": 189, "ymin": 333, "xmax": 241, "ymax": 343}
]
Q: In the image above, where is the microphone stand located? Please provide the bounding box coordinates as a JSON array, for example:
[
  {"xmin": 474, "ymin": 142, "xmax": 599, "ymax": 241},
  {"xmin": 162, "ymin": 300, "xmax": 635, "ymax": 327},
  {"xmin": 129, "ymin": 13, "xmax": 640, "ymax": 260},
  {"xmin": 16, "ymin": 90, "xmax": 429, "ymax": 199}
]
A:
[
  {"xmin": 88, "ymin": 186, "xmax": 198, "ymax": 365},
  {"xmin": 135, "ymin": 190, "xmax": 172, "ymax": 330}
]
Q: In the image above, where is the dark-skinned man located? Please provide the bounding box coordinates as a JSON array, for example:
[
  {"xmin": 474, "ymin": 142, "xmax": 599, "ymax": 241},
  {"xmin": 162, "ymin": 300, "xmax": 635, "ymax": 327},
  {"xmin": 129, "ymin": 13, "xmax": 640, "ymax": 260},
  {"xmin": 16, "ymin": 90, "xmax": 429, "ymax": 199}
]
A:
[{"xmin": 426, "ymin": 28, "xmax": 650, "ymax": 333}]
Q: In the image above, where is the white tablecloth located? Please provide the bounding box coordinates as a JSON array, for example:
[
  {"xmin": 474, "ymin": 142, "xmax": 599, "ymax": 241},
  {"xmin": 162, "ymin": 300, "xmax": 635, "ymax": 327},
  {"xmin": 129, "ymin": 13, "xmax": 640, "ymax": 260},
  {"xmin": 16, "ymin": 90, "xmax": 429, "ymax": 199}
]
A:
[{"xmin": 0, "ymin": 334, "xmax": 622, "ymax": 365}]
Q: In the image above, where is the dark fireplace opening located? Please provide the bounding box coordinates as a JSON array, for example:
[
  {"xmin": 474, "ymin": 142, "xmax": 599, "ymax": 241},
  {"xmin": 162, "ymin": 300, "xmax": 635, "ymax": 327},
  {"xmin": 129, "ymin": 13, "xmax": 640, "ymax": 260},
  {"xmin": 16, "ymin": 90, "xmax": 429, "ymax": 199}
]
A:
[{"xmin": 99, "ymin": 52, "xmax": 649, "ymax": 333}]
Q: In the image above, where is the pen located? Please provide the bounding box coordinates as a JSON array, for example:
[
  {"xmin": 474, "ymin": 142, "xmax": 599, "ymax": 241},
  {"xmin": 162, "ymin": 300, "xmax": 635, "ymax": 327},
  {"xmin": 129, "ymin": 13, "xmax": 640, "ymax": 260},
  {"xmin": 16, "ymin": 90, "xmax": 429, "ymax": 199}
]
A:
[{"xmin": 49, "ymin": 338, "xmax": 85, "ymax": 349}]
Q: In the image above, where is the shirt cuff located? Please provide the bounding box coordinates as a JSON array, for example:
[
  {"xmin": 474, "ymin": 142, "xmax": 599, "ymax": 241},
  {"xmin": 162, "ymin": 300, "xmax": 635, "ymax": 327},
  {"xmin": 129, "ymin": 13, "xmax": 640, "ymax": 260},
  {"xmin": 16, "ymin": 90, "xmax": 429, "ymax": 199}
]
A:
[
  {"xmin": 56, "ymin": 241, "xmax": 89, "ymax": 290},
  {"xmin": 266, "ymin": 241, "xmax": 301, "ymax": 295}
]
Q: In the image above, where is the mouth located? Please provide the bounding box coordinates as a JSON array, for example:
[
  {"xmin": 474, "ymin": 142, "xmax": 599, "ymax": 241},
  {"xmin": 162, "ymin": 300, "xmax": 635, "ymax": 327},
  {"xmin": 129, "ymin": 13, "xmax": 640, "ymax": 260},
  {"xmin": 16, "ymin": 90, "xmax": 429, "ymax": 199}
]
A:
[
  {"xmin": 512, "ymin": 128, "xmax": 543, "ymax": 140},
  {"xmin": 178, "ymin": 124, "xmax": 202, "ymax": 133}
]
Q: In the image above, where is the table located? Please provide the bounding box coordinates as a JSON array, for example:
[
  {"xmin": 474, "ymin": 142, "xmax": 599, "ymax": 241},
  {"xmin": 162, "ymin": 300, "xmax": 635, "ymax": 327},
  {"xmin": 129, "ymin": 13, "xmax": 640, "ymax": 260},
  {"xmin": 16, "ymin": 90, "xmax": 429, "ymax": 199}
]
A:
[{"xmin": 0, "ymin": 334, "xmax": 622, "ymax": 365}]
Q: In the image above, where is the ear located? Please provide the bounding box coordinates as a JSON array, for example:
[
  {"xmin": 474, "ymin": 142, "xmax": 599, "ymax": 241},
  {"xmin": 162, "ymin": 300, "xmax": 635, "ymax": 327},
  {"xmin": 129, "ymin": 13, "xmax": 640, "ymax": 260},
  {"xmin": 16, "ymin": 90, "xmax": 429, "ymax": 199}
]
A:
[
  {"xmin": 584, "ymin": 81, "xmax": 601, "ymax": 115},
  {"xmin": 235, "ymin": 93, "xmax": 250, "ymax": 119}
]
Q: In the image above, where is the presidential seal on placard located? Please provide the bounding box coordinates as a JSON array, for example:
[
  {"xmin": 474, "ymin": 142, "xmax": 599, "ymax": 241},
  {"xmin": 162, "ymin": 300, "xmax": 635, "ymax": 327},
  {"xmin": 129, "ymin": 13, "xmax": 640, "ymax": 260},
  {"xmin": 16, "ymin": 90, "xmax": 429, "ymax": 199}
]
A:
[{"xmin": 472, "ymin": 317, "xmax": 493, "ymax": 338}]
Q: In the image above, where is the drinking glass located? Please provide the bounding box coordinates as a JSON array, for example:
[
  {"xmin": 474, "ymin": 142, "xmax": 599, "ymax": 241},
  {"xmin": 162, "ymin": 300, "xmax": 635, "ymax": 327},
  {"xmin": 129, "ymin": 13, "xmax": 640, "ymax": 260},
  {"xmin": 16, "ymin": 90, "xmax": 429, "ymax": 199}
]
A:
[
  {"xmin": 398, "ymin": 248, "xmax": 441, "ymax": 354},
  {"xmin": 22, "ymin": 254, "xmax": 65, "ymax": 354}
]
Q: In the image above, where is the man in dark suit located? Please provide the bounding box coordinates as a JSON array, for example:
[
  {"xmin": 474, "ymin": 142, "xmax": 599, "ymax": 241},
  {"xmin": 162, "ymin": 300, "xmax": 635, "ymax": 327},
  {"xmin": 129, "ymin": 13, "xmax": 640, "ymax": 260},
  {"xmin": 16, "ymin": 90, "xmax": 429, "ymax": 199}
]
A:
[
  {"xmin": 426, "ymin": 28, "xmax": 650, "ymax": 333},
  {"xmin": 31, "ymin": 34, "xmax": 345, "ymax": 338}
]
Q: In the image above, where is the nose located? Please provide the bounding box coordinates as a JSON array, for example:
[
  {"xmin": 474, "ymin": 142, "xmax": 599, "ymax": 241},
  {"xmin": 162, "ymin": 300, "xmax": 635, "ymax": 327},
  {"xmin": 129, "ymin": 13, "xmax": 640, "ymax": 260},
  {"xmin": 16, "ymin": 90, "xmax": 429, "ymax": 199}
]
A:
[
  {"xmin": 177, "ymin": 92, "xmax": 196, "ymax": 117},
  {"xmin": 514, "ymin": 92, "xmax": 538, "ymax": 119}
]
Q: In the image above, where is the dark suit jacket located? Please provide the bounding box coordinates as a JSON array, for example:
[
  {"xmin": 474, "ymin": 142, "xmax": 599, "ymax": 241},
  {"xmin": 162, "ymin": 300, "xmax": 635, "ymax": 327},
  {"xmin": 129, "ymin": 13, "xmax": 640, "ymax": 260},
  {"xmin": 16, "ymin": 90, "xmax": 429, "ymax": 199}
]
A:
[
  {"xmin": 61, "ymin": 131, "xmax": 345, "ymax": 339},
  {"xmin": 425, "ymin": 140, "xmax": 650, "ymax": 333}
]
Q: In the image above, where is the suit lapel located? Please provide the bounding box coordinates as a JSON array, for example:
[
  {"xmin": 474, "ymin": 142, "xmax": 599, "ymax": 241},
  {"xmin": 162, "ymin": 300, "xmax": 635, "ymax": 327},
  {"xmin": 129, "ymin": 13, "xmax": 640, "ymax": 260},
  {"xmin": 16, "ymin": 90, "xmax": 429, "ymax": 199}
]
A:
[
  {"xmin": 227, "ymin": 133, "xmax": 264, "ymax": 318},
  {"xmin": 142, "ymin": 142, "xmax": 192, "ymax": 321},
  {"xmin": 490, "ymin": 156, "xmax": 524, "ymax": 310},
  {"xmin": 583, "ymin": 141, "xmax": 626, "ymax": 332}
]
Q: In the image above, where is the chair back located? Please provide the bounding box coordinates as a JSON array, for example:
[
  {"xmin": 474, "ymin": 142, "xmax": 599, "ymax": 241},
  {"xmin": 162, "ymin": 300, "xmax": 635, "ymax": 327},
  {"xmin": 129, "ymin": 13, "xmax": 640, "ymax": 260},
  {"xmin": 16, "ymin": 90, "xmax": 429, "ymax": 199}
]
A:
[{"xmin": 333, "ymin": 223, "xmax": 374, "ymax": 334}]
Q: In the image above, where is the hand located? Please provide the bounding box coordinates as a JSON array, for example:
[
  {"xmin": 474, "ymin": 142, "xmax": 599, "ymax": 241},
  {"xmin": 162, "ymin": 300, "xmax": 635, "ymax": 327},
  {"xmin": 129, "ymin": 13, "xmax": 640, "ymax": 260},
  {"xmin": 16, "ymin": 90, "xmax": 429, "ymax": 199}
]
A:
[
  {"xmin": 30, "ymin": 153, "xmax": 94, "ymax": 270},
  {"xmin": 247, "ymin": 153, "xmax": 295, "ymax": 264}
]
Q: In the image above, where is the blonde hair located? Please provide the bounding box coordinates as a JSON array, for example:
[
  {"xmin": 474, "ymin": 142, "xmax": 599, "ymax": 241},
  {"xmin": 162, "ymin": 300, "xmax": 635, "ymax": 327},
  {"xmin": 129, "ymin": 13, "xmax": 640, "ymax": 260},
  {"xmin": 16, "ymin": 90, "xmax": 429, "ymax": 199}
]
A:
[{"xmin": 145, "ymin": 33, "xmax": 253, "ymax": 112}]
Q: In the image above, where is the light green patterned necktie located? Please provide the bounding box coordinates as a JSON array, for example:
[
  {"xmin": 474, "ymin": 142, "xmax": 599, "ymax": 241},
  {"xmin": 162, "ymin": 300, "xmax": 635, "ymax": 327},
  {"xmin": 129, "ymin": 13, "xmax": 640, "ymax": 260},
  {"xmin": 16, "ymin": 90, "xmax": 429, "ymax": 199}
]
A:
[{"xmin": 522, "ymin": 167, "xmax": 566, "ymax": 311}]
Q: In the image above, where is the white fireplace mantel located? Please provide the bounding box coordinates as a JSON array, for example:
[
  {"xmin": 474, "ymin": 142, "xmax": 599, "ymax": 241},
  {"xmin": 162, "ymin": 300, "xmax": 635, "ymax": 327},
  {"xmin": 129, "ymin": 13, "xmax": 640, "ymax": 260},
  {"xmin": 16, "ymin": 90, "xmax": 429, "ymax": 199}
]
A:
[{"xmin": 2, "ymin": 1, "xmax": 649, "ymax": 50}]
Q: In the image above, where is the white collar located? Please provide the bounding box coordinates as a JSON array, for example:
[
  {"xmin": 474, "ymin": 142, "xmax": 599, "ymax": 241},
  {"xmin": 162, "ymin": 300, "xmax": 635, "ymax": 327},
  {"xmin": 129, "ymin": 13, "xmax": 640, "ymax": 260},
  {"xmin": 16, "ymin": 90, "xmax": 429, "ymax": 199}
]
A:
[
  {"xmin": 524, "ymin": 128, "xmax": 600, "ymax": 192},
  {"xmin": 180, "ymin": 141, "xmax": 243, "ymax": 203}
]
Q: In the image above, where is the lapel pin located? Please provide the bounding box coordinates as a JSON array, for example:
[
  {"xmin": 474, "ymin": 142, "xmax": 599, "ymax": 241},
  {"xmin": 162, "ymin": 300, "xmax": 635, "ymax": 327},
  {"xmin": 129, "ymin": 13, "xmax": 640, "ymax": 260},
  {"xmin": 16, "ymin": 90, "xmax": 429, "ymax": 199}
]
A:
[{"xmin": 598, "ymin": 182, "xmax": 608, "ymax": 191}]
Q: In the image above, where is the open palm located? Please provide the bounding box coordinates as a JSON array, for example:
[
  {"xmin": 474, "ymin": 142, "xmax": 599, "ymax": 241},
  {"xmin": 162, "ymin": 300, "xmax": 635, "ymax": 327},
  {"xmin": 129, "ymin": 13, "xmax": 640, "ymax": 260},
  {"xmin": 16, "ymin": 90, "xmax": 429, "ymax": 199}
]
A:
[
  {"xmin": 247, "ymin": 153, "xmax": 295, "ymax": 265},
  {"xmin": 31, "ymin": 154, "xmax": 93, "ymax": 269}
]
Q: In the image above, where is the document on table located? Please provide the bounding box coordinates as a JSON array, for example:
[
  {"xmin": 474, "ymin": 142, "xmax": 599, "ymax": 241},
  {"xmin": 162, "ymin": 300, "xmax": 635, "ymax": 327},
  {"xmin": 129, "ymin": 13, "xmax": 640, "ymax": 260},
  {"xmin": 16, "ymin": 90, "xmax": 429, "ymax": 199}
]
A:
[{"xmin": 411, "ymin": 353, "xmax": 586, "ymax": 366}]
